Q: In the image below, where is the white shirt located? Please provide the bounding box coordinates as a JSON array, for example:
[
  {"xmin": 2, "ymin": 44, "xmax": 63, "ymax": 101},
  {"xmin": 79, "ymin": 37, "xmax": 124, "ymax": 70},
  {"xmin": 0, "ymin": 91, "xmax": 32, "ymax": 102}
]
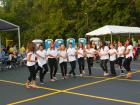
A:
[
  {"xmin": 36, "ymin": 50, "xmax": 47, "ymax": 67},
  {"xmin": 126, "ymin": 45, "xmax": 133, "ymax": 58},
  {"xmin": 58, "ymin": 50, "xmax": 67, "ymax": 64},
  {"xmin": 77, "ymin": 48, "xmax": 85, "ymax": 58},
  {"xmin": 86, "ymin": 48, "xmax": 96, "ymax": 58},
  {"xmin": 47, "ymin": 48, "xmax": 58, "ymax": 58},
  {"xmin": 26, "ymin": 52, "xmax": 36, "ymax": 66},
  {"xmin": 8, "ymin": 54, "xmax": 12, "ymax": 61},
  {"xmin": 67, "ymin": 48, "xmax": 76, "ymax": 62},
  {"xmin": 99, "ymin": 46, "xmax": 109, "ymax": 60},
  {"xmin": 117, "ymin": 46, "xmax": 125, "ymax": 57},
  {"xmin": 108, "ymin": 48, "xmax": 117, "ymax": 61}
]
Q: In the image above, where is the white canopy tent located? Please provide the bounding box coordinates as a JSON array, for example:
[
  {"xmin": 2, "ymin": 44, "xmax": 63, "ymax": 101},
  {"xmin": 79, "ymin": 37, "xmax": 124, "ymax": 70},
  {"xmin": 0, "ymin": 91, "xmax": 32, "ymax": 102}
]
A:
[
  {"xmin": 86, "ymin": 25, "xmax": 140, "ymax": 42},
  {"xmin": 0, "ymin": 19, "xmax": 21, "ymax": 55}
]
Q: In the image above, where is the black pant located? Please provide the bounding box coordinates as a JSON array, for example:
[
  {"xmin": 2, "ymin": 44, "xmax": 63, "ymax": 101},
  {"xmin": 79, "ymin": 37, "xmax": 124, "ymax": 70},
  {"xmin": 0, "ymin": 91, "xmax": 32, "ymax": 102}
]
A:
[
  {"xmin": 69, "ymin": 61, "xmax": 76, "ymax": 76},
  {"xmin": 37, "ymin": 63, "xmax": 48, "ymax": 82},
  {"xmin": 7, "ymin": 60, "xmax": 11, "ymax": 66},
  {"xmin": 48, "ymin": 58, "xmax": 58, "ymax": 79},
  {"xmin": 60, "ymin": 62, "xmax": 67, "ymax": 77},
  {"xmin": 27, "ymin": 65, "xmax": 37, "ymax": 82},
  {"xmin": 110, "ymin": 61, "xmax": 116, "ymax": 75},
  {"xmin": 116, "ymin": 57, "xmax": 124, "ymax": 69},
  {"xmin": 78, "ymin": 57, "xmax": 85, "ymax": 74},
  {"xmin": 123, "ymin": 57, "xmax": 132, "ymax": 72},
  {"xmin": 87, "ymin": 57, "xmax": 93, "ymax": 75},
  {"xmin": 100, "ymin": 59, "xmax": 108, "ymax": 73}
]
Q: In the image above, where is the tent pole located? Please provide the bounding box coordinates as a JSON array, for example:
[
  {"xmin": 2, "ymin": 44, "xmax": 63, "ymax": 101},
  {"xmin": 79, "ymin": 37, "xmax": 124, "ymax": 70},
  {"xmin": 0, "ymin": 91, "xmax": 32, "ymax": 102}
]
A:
[
  {"xmin": 18, "ymin": 27, "xmax": 21, "ymax": 49},
  {"xmin": 86, "ymin": 35, "xmax": 90, "ymax": 44},
  {"xmin": 129, "ymin": 33, "xmax": 131, "ymax": 38},
  {"xmin": 119, "ymin": 35, "xmax": 121, "ymax": 41},
  {"xmin": 118, "ymin": 35, "xmax": 120, "ymax": 41}
]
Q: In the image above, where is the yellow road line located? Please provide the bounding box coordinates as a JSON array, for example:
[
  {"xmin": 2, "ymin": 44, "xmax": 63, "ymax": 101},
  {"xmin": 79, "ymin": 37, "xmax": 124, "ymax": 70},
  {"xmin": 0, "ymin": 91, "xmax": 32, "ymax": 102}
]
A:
[
  {"xmin": 84, "ymin": 70, "xmax": 140, "ymax": 79},
  {"xmin": 116, "ymin": 78, "xmax": 140, "ymax": 82},
  {"xmin": 2, "ymin": 70, "xmax": 140, "ymax": 105},
  {"xmin": 7, "ymin": 91, "xmax": 60, "ymax": 105},
  {"xmin": 65, "ymin": 70, "xmax": 140, "ymax": 91},
  {"xmin": 65, "ymin": 91, "xmax": 140, "ymax": 105},
  {"xmin": 83, "ymin": 71, "xmax": 140, "ymax": 82},
  {"xmin": 83, "ymin": 76, "xmax": 106, "ymax": 79},
  {"xmin": 0, "ymin": 80, "xmax": 24, "ymax": 85},
  {"xmin": 65, "ymin": 77, "xmax": 117, "ymax": 91},
  {"xmin": 83, "ymin": 75, "xmax": 140, "ymax": 82},
  {"xmin": 0, "ymin": 79, "xmax": 61, "ymax": 92},
  {"xmin": 37, "ymin": 86, "xmax": 61, "ymax": 92}
]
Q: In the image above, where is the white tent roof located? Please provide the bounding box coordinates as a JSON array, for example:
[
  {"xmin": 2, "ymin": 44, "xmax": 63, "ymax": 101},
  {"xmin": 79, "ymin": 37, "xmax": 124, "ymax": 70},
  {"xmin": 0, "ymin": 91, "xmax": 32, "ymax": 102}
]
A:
[
  {"xmin": 86, "ymin": 25, "xmax": 140, "ymax": 36},
  {"xmin": 0, "ymin": 19, "xmax": 19, "ymax": 31}
]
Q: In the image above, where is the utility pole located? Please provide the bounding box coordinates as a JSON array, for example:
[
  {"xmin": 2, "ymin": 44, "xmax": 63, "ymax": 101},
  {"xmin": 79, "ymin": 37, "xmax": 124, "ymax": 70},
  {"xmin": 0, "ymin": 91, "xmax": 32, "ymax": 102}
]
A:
[{"xmin": 84, "ymin": 12, "xmax": 90, "ymax": 43}]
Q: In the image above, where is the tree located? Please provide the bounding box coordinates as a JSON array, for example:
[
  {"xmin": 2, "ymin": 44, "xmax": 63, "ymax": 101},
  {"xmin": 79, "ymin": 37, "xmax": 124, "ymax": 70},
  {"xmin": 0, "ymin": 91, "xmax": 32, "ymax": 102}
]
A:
[{"xmin": 0, "ymin": 0, "xmax": 140, "ymax": 45}]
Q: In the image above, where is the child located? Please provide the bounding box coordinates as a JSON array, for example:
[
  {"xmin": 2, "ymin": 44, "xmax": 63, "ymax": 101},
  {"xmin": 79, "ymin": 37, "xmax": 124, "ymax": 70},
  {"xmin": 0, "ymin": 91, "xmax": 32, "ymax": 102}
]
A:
[
  {"xmin": 67, "ymin": 43, "xmax": 77, "ymax": 78},
  {"xmin": 77, "ymin": 43, "xmax": 85, "ymax": 77},
  {"xmin": 116, "ymin": 41, "xmax": 125, "ymax": 76},
  {"xmin": 7, "ymin": 53, "xmax": 12, "ymax": 69},
  {"xmin": 108, "ymin": 44, "xmax": 117, "ymax": 76},
  {"xmin": 26, "ymin": 42, "xmax": 37, "ymax": 88},
  {"xmin": 85, "ymin": 43, "xmax": 95, "ymax": 76},
  {"xmin": 47, "ymin": 42, "xmax": 58, "ymax": 82},
  {"xmin": 58, "ymin": 44, "xmax": 68, "ymax": 79},
  {"xmin": 36, "ymin": 44, "xmax": 48, "ymax": 84},
  {"xmin": 12, "ymin": 51, "xmax": 17, "ymax": 68},
  {"xmin": 98, "ymin": 41, "xmax": 109, "ymax": 76},
  {"xmin": 123, "ymin": 40, "xmax": 133, "ymax": 78}
]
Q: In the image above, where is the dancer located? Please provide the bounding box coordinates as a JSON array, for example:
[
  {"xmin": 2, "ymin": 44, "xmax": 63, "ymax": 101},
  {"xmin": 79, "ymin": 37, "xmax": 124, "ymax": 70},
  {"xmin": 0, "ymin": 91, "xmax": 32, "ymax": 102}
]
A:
[
  {"xmin": 85, "ymin": 43, "xmax": 96, "ymax": 76},
  {"xmin": 47, "ymin": 42, "xmax": 58, "ymax": 82},
  {"xmin": 123, "ymin": 40, "xmax": 133, "ymax": 78},
  {"xmin": 67, "ymin": 43, "xmax": 76, "ymax": 78},
  {"xmin": 98, "ymin": 41, "xmax": 109, "ymax": 76},
  {"xmin": 116, "ymin": 41, "xmax": 125, "ymax": 76},
  {"xmin": 26, "ymin": 42, "xmax": 37, "ymax": 88},
  {"xmin": 36, "ymin": 44, "xmax": 48, "ymax": 84},
  {"xmin": 58, "ymin": 44, "xmax": 68, "ymax": 79},
  {"xmin": 77, "ymin": 43, "xmax": 85, "ymax": 77},
  {"xmin": 108, "ymin": 43, "xmax": 117, "ymax": 76}
]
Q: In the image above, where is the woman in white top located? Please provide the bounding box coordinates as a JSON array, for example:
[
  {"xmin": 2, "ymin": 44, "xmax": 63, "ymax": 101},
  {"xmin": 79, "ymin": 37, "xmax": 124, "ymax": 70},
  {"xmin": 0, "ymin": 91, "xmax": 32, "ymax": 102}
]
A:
[
  {"xmin": 67, "ymin": 43, "xmax": 76, "ymax": 77},
  {"xmin": 98, "ymin": 41, "xmax": 109, "ymax": 76},
  {"xmin": 137, "ymin": 39, "xmax": 140, "ymax": 59},
  {"xmin": 108, "ymin": 43, "xmax": 117, "ymax": 76},
  {"xmin": 116, "ymin": 41, "xmax": 125, "ymax": 75},
  {"xmin": 7, "ymin": 52, "xmax": 13, "ymax": 69},
  {"xmin": 58, "ymin": 44, "xmax": 68, "ymax": 79},
  {"xmin": 92, "ymin": 43, "xmax": 99, "ymax": 63},
  {"xmin": 36, "ymin": 44, "xmax": 48, "ymax": 84},
  {"xmin": 85, "ymin": 43, "xmax": 96, "ymax": 76},
  {"xmin": 77, "ymin": 43, "xmax": 85, "ymax": 77},
  {"xmin": 47, "ymin": 42, "xmax": 58, "ymax": 82},
  {"xmin": 26, "ymin": 42, "xmax": 37, "ymax": 88},
  {"xmin": 123, "ymin": 40, "xmax": 133, "ymax": 78}
]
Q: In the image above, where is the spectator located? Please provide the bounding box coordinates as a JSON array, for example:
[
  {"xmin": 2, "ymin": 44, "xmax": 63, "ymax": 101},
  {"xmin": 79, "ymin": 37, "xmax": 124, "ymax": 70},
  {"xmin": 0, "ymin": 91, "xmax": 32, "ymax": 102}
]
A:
[{"xmin": 137, "ymin": 39, "xmax": 140, "ymax": 59}]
